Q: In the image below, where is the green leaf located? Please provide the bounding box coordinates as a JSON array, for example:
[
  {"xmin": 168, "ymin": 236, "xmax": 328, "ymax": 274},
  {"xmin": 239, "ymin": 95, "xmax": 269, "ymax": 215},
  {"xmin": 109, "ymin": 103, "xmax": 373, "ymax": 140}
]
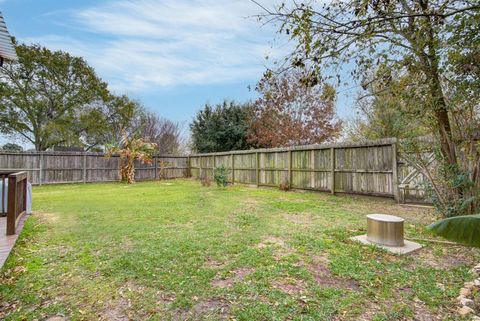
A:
[{"xmin": 427, "ymin": 215, "xmax": 480, "ymax": 248}]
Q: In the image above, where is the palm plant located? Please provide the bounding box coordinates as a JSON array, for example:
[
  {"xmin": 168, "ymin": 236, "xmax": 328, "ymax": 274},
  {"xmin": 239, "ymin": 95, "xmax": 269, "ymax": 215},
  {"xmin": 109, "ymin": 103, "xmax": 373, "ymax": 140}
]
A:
[
  {"xmin": 428, "ymin": 215, "xmax": 480, "ymax": 248},
  {"xmin": 106, "ymin": 131, "xmax": 156, "ymax": 184}
]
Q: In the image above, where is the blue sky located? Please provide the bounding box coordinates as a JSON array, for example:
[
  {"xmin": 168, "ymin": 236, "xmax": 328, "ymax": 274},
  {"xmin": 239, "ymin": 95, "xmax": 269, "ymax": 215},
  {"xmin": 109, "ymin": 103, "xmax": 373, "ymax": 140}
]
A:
[{"xmin": 1, "ymin": 0, "xmax": 358, "ymax": 146}]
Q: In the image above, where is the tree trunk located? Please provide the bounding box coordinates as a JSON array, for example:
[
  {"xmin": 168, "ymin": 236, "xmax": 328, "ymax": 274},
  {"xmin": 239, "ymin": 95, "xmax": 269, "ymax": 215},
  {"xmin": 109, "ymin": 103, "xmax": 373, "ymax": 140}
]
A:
[
  {"xmin": 433, "ymin": 96, "xmax": 457, "ymax": 167},
  {"xmin": 412, "ymin": 2, "xmax": 459, "ymax": 173}
]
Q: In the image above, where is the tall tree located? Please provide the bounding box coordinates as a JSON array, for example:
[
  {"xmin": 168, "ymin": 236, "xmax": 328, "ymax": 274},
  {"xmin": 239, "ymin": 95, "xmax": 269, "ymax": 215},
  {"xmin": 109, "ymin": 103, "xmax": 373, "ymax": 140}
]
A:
[
  {"xmin": 82, "ymin": 94, "xmax": 145, "ymax": 150},
  {"xmin": 190, "ymin": 101, "xmax": 253, "ymax": 153},
  {"xmin": 1, "ymin": 143, "xmax": 22, "ymax": 152},
  {"xmin": 346, "ymin": 66, "xmax": 430, "ymax": 141},
  {"xmin": 249, "ymin": 69, "xmax": 342, "ymax": 148},
  {"xmin": 255, "ymin": 0, "xmax": 479, "ymax": 214},
  {"xmin": 140, "ymin": 112, "xmax": 185, "ymax": 155},
  {"xmin": 0, "ymin": 42, "xmax": 108, "ymax": 151}
]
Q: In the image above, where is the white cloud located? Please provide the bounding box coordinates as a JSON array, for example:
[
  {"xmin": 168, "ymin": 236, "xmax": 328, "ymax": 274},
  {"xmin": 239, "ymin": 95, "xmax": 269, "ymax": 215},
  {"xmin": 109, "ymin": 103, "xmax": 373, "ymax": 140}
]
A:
[{"xmin": 27, "ymin": 0, "xmax": 286, "ymax": 93}]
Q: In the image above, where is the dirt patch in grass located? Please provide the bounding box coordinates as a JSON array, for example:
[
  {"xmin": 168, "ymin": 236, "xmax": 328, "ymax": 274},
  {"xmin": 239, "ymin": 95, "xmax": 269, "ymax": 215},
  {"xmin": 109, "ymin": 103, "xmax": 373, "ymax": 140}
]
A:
[
  {"xmin": 297, "ymin": 255, "xmax": 360, "ymax": 291},
  {"xmin": 309, "ymin": 261, "xmax": 360, "ymax": 291},
  {"xmin": 173, "ymin": 297, "xmax": 230, "ymax": 320},
  {"xmin": 411, "ymin": 300, "xmax": 441, "ymax": 321},
  {"xmin": 120, "ymin": 281, "xmax": 146, "ymax": 294},
  {"xmin": 409, "ymin": 246, "xmax": 476, "ymax": 269},
  {"xmin": 204, "ymin": 258, "xmax": 227, "ymax": 269},
  {"xmin": 101, "ymin": 298, "xmax": 130, "ymax": 321},
  {"xmin": 257, "ymin": 236, "xmax": 287, "ymax": 249},
  {"xmin": 257, "ymin": 236, "xmax": 296, "ymax": 260},
  {"xmin": 244, "ymin": 197, "xmax": 260, "ymax": 205},
  {"xmin": 45, "ymin": 317, "xmax": 67, "ymax": 321},
  {"xmin": 272, "ymin": 277, "xmax": 306, "ymax": 295},
  {"xmin": 211, "ymin": 267, "xmax": 255, "ymax": 288},
  {"xmin": 283, "ymin": 213, "xmax": 313, "ymax": 225},
  {"xmin": 157, "ymin": 293, "xmax": 176, "ymax": 305},
  {"xmin": 0, "ymin": 299, "xmax": 21, "ymax": 319},
  {"xmin": 192, "ymin": 297, "xmax": 230, "ymax": 315},
  {"xmin": 120, "ymin": 237, "xmax": 135, "ymax": 252},
  {"xmin": 344, "ymin": 299, "xmax": 439, "ymax": 321},
  {"xmin": 346, "ymin": 300, "xmax": 382, "ymax": 321},
  {"xmin": 35, "ymin": 211, "xmax": 61, "ymax": 224}
]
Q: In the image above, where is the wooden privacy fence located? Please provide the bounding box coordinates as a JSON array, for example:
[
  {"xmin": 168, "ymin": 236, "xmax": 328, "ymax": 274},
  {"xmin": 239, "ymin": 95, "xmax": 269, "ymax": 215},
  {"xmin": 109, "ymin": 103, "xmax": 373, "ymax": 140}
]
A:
[
  {"xmin": 0, "ymin": 152, "xmax": 188, "ymax": 185},
  {"xmin": 190, "ymin": 138, "xmax": 428, "ymax": 203},
  {"xmin": 0, "ymin": 139, "xmax": 430, "ymax": 203}
]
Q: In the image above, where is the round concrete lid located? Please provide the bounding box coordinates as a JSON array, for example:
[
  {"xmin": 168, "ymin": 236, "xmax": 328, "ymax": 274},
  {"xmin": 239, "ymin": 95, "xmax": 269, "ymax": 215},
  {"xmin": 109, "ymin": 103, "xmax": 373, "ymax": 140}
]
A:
[{"xmin": 367, "ymin": 214, "xmax": 404, "ymax": 222}]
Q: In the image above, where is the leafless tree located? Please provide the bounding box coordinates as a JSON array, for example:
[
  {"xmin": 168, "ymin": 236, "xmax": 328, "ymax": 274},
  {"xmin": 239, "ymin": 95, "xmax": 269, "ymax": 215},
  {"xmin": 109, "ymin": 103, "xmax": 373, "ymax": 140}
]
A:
[{"xmin": 140, "ymin": 112, "xmax": 185, "ymax": 155}]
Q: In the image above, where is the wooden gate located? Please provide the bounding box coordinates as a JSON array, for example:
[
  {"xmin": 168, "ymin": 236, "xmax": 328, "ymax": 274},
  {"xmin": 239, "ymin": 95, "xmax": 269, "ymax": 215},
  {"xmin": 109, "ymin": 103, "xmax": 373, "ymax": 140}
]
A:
[{"xmin": 397, "ymin": 153, "xmax": 435, "ymax": 204}]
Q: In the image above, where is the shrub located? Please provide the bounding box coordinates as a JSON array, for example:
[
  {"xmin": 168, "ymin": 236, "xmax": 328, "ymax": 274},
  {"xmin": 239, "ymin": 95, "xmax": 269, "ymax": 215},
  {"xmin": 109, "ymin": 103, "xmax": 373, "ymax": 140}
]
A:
[{"xmin": 213, "ymin": 165, "xmax": 229, "ymax": 187}]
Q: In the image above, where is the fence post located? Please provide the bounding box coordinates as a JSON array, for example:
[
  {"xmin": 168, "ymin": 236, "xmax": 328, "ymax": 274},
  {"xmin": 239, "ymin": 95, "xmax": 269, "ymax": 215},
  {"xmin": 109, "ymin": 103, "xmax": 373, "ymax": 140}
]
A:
[
  {"xmin": 200, "ymin": 156, "xmax": 203, "ymax": 179},
  {"xmin": 39, "ymin": 152, "xmax": 43, "ymax": 186},
  {"xmin": 187, "ymin": 156, "xmax": 191, "ymax": 178},
  {"xmin": 256, "ymin": 152, "xmax": 259, "ymax": 187},
  {"xmin": 6, "ymin": 175, "xmax": 17, "ymax": 235},
  {"xmin": 392, "ymin": 141, "xmax": 399, "ymax": 202},
  {"xmin": 154, "ymin": 155, "xmax": 158, "ymax": 180},
  {"xmin": 23, "ymin": 177, "xmax": 27, "ymax": 215},
  {"xmin": 83, "ymin": 152, "xmax": 87, "ymax": 183},
  {"xmin": 310, "ymin": 149, "xmax": 315, "ymax": 189},
  {"xmin": 231, "ymin": 153, "xmax": 235, "ymax": 185},
  {"xmin": 330, "ymin": 147, "xmax": 335, "ymax": 194},
  {"xmin": 288, "ymin": 150, "xmax": 292, "ymax": 189}
]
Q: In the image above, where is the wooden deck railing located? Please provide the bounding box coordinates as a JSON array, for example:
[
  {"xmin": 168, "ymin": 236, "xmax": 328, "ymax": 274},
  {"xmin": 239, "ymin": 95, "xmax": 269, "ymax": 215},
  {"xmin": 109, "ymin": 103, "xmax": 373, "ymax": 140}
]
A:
[{"xmin": 0, "ymin": 171, "xmax": 28, "ymax": 235}]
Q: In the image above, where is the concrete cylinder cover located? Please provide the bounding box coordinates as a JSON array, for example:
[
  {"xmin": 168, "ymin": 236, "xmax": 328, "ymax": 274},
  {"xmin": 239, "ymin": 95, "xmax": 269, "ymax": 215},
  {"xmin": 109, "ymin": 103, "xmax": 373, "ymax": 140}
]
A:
[{"xmin": 366, "ymin": 214, "xmax": 404, "ymax": 247}]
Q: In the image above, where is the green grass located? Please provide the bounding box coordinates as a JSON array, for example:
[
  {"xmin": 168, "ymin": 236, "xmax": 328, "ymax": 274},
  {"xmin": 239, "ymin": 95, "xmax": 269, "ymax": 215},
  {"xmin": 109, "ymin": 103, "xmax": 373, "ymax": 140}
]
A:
[{"xmin": 0, "ymin": 179, "xmax": 478, "ymax": 320}]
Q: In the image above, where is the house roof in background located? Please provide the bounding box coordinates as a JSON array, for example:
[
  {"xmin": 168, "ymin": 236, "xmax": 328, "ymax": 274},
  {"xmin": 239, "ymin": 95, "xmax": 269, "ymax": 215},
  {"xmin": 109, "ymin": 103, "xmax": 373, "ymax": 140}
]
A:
[{"xmin": 0, "ymin": 12, "xmax": 17, "ymax": 61}]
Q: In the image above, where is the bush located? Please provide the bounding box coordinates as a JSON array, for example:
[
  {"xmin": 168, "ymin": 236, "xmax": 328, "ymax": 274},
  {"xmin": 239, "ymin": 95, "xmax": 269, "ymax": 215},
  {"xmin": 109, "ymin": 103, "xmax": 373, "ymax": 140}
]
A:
[{"xmin": 213, "ymin": 165, "xmax": 229, "ymax": 187}]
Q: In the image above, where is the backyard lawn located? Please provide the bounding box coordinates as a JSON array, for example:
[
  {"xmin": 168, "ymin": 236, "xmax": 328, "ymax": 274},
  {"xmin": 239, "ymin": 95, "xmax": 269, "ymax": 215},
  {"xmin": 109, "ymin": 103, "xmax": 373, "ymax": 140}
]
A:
[{"xmin": 0, "ymin": 179, "xmax": 478, "ymax": 320}]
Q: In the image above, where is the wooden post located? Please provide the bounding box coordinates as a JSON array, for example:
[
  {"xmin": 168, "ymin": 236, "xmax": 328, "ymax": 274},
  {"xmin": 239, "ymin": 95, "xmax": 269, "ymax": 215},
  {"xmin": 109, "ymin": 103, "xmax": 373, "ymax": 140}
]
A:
[
  {"xmin": 187, "ymin": 156, "xmax": 191, "ymax": 178},
  {"xmin": 288, "ymin": 150, "xmax": 292, "ymax": 189},
  {"xmin": 231, "ymin": 153, "xmax": 235, "ymax": 185},
  {"xmin": 399, "ymin": 186, "xmax": 406, "ymax": 204},
  {"xmin": 39, "ymin": 152, "xmax": 44, "ymax": 186},
  {"xmin": 310, "ymin": 149, "xmax": 315, "ymax": 189},
  {"xmin": 200, "ymin": 156, "xmax": 203, "ymax": 179},
  {"xmin": 154, "ymin": 156, "xmax": 158, "ymax": 180},
  {"xmin": 23, "ymin": 178, "xmax": 27, "ymax": 214},
  {"xmin": 392, "ymin": 142, "xmax": 399, "ymax": 202},
  {"xmin": 330, "ymin": 147, "xmax": 335, "ymax": 194},
  {"xmin": 6, "ymin": 175, "xmax": 17, "ymax": 235},
  {"xmin": 256, "ymin": 152, "xmax": 259, "ymax": 187},
  {"xmin": 1, "ymin": 175, "xmax": 5, "ymax": 214},
  {"xmin": 83, "ymin": 152, "xmax": 87, "ymax": 183}
]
